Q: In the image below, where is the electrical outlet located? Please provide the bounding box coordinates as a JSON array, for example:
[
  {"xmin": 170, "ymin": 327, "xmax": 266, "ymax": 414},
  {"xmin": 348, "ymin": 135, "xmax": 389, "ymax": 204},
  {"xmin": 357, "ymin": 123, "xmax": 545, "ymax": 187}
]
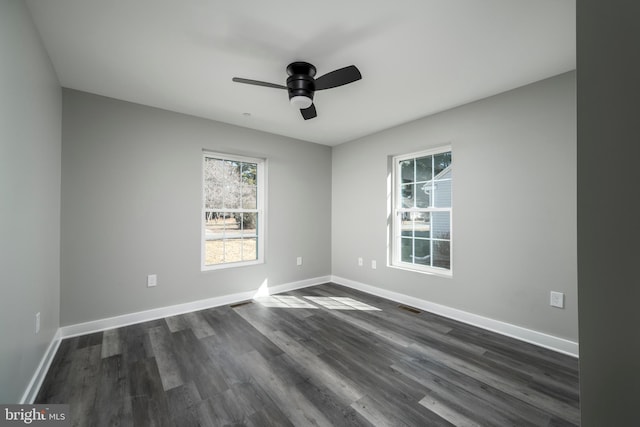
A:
[
  {"xmin": 147, "ymin": 274, "xmax": 157, "ymax": 287},
  {"xmin": 358, "ymin": 257, "xmax": 363, "ymax": 267},
  {"xmin": 296, "ymin": 256, "xmax": 303, "ymax": 266},
  {"xmin": 35, "ymin": 312, "xmax": 40, "ymax": 334},
  {"xmin": 371, "ymin": 260, "xmax": 377, "ymax": 269},
  {"xmin": 550, "ymin": 291, "xmax": 564, "ymax": 308}
]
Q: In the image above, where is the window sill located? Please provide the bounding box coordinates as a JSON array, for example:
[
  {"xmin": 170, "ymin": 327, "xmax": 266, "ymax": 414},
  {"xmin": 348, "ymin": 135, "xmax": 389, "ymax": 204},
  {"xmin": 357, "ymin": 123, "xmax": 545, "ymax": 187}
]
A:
[
  {"xmin": 202, "ymin": 259, "xmax": 263, "ymax": 272},
  {"xmin": 388, "ymin": 263, "xmax": 453, "ymax": 278}
]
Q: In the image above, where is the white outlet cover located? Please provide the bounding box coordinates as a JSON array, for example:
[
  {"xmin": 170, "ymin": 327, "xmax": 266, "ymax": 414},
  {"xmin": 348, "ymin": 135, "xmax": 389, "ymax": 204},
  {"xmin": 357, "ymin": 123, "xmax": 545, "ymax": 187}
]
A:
[
  {"xmin": 296, "ymin": 257, "xmax": 303, "ymax": 266},
  {"xmin": 147, "ymin": 274, "xmax": 157, "ymax": 287},
  {"xmin": 358, "ymin": 257, "xmax": 363, "ymax": 266},
  {"xmin": 371, "ymin": 260, "xmax": 377, "ymax": 269},
  {"xmin": 550, "ymin": 291, "xmax": 564, "ymax": 308}
]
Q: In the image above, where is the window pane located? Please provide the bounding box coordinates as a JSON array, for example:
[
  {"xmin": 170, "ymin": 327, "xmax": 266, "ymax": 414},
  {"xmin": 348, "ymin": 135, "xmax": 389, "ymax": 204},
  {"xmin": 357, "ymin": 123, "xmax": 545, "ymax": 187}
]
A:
[
  {"xmin": 414, "ymin": 212, "xmax": 430, "ymax": 238},
  {"xmin": 414, "ymin": 239, "xmax": 431, "ymax": 265},
  {"xmin": 223, "ymin": 160, "xmax": 241, "ymax": 209},
  {"xmin": 432, "ymin": 211, "xmax": 450, "ymax": 240},
  {"xmin": 400, "ymin": 159, "xmax": 414, "ymax": 184},
  {"xmin": 242, "ymin": 238, "xmax": 257, "ymax": 261},
  {"xmin": 223, "ymin": 238, "xmax": 243, "ymax": 263},
  {"xmin": 206, "ymin": 240, "xmax": 225, "ymax": 265},
  {"xmin": 242, "ymin": 185, "xmax": 257, "ymax": 210},
  {"xmin": 434, "ymin": 152, "xmax": 452, "ymax": 176},
  {"xmin": 401, "ymin": 183, "xmax": 414, "ymax": 208},
  {"xmin": 433, "ymin": 179, "xmax": 451, "ymax": 208},
  {"xmin": 204, "ymin": 212, "xmax": 228, "ymax": 266},
  {"xmin": 205, "ymin": 211, "xmax": 227, "ymax": 239},
  {"xmin": 416, "ymin": 182, "xmax": 431, "ymax": 208},
  {"xmin": 433, "ymin": 240, "xmax": 450, "ymax": 269},
  {"xmin": 241, "ymin": 163, "xmax": 258, "ymax": 209},
  {"xmin": 205, "ymin": 186, "xmax": 223, "ymax": 210},
  {"xmin": 241, "ymin": 162, "xmax": 257, "ymax": 183},
  {"xmin": 204, "ymin": 158, "xmax": 224, "ymax": 209},
  {"xmin": 401, "ymin": 237, "xmax": 413, "ymax": 263},
  {"xmin": 204, "ymin": 212, "xmax": 222, "ymax": 265},
  {"xmin": 241, "ymin": 213, "xmax": 257, "ymax": 236},
  {"xmin": 223, "ymin": 214, "xmax": 242, "ymax": 263},
  {"xmin": 416, "ymin": 156, "xmax": 433, "ymax": 182},
  {"xmin": 400, "ymin": 213, "xmax": 413, "ymax": 237}
]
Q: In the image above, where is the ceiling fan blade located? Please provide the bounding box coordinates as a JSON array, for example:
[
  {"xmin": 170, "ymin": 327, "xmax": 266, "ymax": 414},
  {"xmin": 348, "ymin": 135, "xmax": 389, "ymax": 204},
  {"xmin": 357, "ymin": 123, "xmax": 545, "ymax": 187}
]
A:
[
  {"xmin": 232, "ymin": 77, "xmax": 287, "ymax": 89},
  {"xmin": 300, "ymin": 104, "xmax": 317, "ymax": 120},
  {"xmin": 315, "ymin": 65, "xmax": 362, "ymax": 90}
]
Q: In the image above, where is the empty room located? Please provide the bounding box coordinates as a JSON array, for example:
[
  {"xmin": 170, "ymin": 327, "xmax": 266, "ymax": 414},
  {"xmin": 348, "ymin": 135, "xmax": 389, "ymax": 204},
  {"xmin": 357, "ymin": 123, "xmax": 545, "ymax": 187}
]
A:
[{"xmin": 2, "ymin": 0, "xmax": 638, "ymax": 426}]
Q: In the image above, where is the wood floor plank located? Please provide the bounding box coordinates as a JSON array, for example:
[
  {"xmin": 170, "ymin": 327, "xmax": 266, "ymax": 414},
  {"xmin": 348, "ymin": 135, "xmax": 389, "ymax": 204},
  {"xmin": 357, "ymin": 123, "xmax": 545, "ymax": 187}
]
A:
[
  {"xmin": 200, "ymin": 306, "xmax": 279, "ymax": 358},
  {"xmin": 165, "ymin": 382, "xmax": 201, "ymax": 427},
  {"xmin": 352, "ymin": 392, "xmax": 454, "ymax": 427},
  {"xmin": 296, "ymin": 379, "xmax": 374, "ymax": 427},
  {"xmin": 147, "ymin": 325, "xmax": 185, "ymax": 391},
  {"xmin": 447, "ymin": 321, "xmax": 579, "ymax": 372},
  {"xmin": 319, "ymin": 348, "xmax": 429, "ymax": 409},
  {"xmin": 394, "ymin": 357, "xmax": 552, "ymax": 426},
  {"xmin": 164, "ymin": 313, "xmax": 189, "ymax": 333},
  {"xmin": 229, "ymin": 379, "xmax": 278, "ymax": 416},
  {"xmin": 236, "ymin": 302, "xmax": 328, "ymax": 356},
  {"xmin": 77, "ymin": 331, "xmax": 103, "ymax": 349},
  {"xmin": 35, "ymin": 282, "xmax": 580, "ymax": 426},
  {"xmin": 129, "ymin": 357, "xmax": 172, "ymax": 427},
  {"xmin": 406, "ymin": 342, "xmax": 580, "ymax": 425},
  {"xmin": 238, "ymin": 350, "xmax": 334, "ymax": 427},
  {"xmin": 66, "ymin": 344, "xmax": 102, "ymax": 427},
  {"xmin": 183, "ymin": 311, "xmax": 217, "ymax": 339},
  {"xmin": 169, "ymin": 329, "xmax": 229, "ymax": 399},
  {"xmin": 120, "ymin": 323, "xmax": 155, "ymax": 366},
  {"xmin": 267, "ymin": 328, "xmax": 365, "ymax": 404},
  {"xmin": 35, "ymin": 337, "xmax": 77, "ymax": 402},
  {"xmin": 246, "ymin": 403, "xmax": 295, "ymax": 427},
  {"xmin": 197, "ymin": 388, "xmax": 249, "ymax": 426},
  {"xmin": 93, "ymin": 354, "xmax": 133, "ymax": 427},
  {"xmin": 101, "ymin": 328, "xmax": 122, "ymax": 359},
  {"xmin": 351, "ymin": 394, "xmax": 410, "ymax": 427}
]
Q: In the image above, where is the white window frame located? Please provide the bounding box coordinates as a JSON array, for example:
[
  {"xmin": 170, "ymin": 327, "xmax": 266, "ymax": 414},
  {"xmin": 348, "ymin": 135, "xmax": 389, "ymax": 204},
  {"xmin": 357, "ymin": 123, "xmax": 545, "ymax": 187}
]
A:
[
  {"xmin": 391, "ymin": 145, "xmax": 452, "ymax": 276},
  {"xmin": 201, "ymin": 151, "xmax": 265, "ymax": 271}
]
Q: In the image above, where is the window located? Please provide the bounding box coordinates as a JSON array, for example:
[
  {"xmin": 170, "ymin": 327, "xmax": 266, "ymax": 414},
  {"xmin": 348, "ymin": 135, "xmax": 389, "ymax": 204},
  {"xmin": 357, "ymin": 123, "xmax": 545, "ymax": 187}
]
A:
[
  {"xmin": 391, "ymin": 146, "xmax": 452, "ymax": 275},
  {"xmin": 202, "ymin": 152, "xmax": 265, "ymax": 270}
]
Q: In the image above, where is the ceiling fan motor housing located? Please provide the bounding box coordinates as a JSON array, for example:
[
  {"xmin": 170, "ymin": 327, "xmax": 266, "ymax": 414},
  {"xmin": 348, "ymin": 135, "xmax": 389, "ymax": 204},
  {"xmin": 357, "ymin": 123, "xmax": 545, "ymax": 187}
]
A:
[{"xmin": 286, "ymin": 62, "xmax": 316, "ymax": 102}]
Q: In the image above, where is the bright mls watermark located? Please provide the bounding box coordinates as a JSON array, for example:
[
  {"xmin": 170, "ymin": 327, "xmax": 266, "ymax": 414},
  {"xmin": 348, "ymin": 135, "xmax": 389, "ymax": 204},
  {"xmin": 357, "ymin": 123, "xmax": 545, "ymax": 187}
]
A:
[{"xmin": 0, "ymin": 405, "xmax": 69, "ymax": 426}]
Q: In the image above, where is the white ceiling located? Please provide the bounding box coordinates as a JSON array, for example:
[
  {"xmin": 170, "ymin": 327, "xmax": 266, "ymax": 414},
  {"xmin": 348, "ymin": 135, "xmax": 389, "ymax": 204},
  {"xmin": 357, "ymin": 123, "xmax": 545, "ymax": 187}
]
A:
[{"xmin": 25, "ymin": 0, "xmax": 575, "ymax": 146}]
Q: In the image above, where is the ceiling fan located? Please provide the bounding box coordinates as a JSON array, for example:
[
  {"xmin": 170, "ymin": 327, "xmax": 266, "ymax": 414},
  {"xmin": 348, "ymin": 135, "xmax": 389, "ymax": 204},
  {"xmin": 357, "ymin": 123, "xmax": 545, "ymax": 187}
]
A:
[{"xmin": 232, "ymin": 62, "xmax": 362, "ymax": 120}]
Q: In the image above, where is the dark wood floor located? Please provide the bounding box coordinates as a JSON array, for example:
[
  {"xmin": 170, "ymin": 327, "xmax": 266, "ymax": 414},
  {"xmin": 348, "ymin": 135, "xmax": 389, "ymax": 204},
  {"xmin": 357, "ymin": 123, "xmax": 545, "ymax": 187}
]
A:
[{"xmin": 36, "ymin": 283, "xmax": 580, "ymax": 426}]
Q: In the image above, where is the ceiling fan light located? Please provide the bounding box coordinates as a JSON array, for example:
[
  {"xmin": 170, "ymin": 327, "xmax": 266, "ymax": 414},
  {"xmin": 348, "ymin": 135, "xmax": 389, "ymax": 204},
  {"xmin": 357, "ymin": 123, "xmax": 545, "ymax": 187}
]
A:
[{"xmin": 290, "ymin": 95, "xmax": 313, "ymax": 110}]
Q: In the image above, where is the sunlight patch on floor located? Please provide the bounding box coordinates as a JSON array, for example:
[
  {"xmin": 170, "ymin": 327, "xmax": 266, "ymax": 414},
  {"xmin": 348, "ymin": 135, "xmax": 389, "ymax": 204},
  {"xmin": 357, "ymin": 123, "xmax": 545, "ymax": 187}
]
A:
[
  {"xmin": 254, "ymin": 295, "xmax": 381, "ymax": 311},
  {"xmin": 304, "ymin": 296, "xmax": 381, "ymax": 311},
  {"xmin": 254, "ymin": 295, "xmax": 318, "ymax": 309}
]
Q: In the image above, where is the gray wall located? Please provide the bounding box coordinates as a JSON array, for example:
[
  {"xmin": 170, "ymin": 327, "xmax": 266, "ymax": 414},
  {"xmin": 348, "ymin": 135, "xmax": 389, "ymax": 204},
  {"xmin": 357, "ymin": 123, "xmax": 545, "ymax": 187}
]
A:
[
  {"xmin": 577, "ymin": 0, "xmax": 640, "ymax": 424},
  {"xmin": 332, "ymin": 72, "xmax": 577, "ymax": 341},
  {"xmin": 60, "ymin": 90, "xmax": 331, "ymax": 326},
  {"xmin": 0, "ymin": 0, "xmax": 61, "ymax": 403}
]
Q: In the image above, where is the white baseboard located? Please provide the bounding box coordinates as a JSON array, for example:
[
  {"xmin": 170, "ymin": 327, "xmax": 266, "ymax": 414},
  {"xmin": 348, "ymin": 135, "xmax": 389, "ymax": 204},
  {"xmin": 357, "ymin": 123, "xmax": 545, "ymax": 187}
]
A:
[
  {"xmin": 59, "ymin": 275, "xmax": 331, "ymax": 338},
  {"xmin": 331, "ymin": 275, "xmax": 579, "ymax": 357},
  {"xmin": 21, "ymin": 329, "xmax": 62, "ymax": 404}
]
